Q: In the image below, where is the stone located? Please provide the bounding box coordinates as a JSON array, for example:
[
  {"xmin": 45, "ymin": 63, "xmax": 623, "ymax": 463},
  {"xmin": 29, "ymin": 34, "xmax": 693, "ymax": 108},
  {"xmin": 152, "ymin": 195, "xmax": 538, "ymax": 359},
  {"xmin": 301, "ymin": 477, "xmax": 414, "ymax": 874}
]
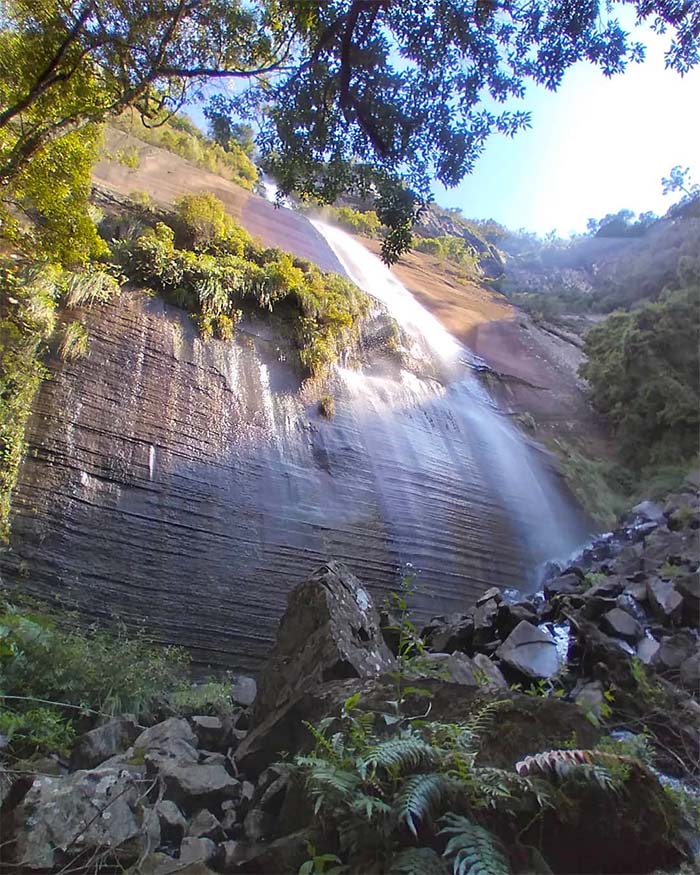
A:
[
  {"xmin": 544, "ymin": 573, "xmax": 583, "ymax": 599},
  {"xmin": 179, "ymin": 836, "xmax": 216, "ymax": 866},
  {"xmin": 232, "ymin": 675, "xmax": 258, "ymax": 707},
  {"xmin": 155, "ymin": 800, "xmax": 187, "ymax": 844},
  {"xmin": 674, "ymin": 573, "xmax": 700, "ymax": 623},
  {"xmin": 636, "ymin": 636, "xmax": 661, "ymax": 665},
  {"xmin": 680, "ymin": 653, "xmax": 700, "ymax": 691},
  {"xmin": 600, "ymin": 608, "xmax": 643, "ymax": 643},
  {"xmin": 70, "ymin": 716, "xmax": 139, "ymax": 770},
  {"xmin": 496, "ymin": 621, "xmax": 561, "ymax": 679},
  {"xmin": 583, "ymin": 577, "xmax": 624, "ymax": 599},
  {"xmin": 417, "ymin": 652, "xmax": 479, "ymax": 686},
  {"xmin": 615, "ymin": 592, "xmax": 647, "ymax": 624},
  {"xmin": 160, "ymin": 763, "xmax": 241, "ymax": 811},
  {"xmin": 631, "ymin": 500, "xmax": 665, "ymax": 523},
  {"xmin": 422, "ymin": 612, "xmax": 475, "ymax": 653},
  {"xmin": 243, "ymin": 807, "xmax": 275, "ymax": 842},
  {"xmin": 254, "ymin": 562, "xmax": 393, "ymax": 723},
  {"xmin": 187, "ymin": 808, "xmax": 225, "ymax": 841},
  {"xmin": 498, "ymin": 602, "xmax": 539, "ymax": 637},
  {"xmin": 191, "ymin": 715, "xmax": 228, "ymax": 751},
  {"xmin": 217, "ymin": 831, "xmax": 313, "ymax": 874},
  {"xmin": 144, "ymin": 736, "xmax": 200, "ymax": 774},
  {"xmin": 14, "ymin": 769, "xmax": 151, "ymax": 871},
  {"xmin": 254, "ymin": 765, "xmax": 291, "ymax": 815},
  {"xmin": 574, "ymin": 680, "xmax": 606, "ymax": 722},
  {"xmin": 476, "ymin": 586, "xmax": 502, "ymax": 606},
  {"xmin": 133, "ymin": 718, "xmax": 198, "ymax": 753},
  {"xmin": 652, "ymin": 633, "xmax": 695, "ymax": 671},
  {"xmin": 473, "ymin": 597, "xmax": 499, "ymax": 632},
  {"xmin": 472, "ymin": 653, "xmax": 507, "ymax": 689},
  {"xmin": 647, "ymin": 577, "xmax": 683, "ymax": 621}
]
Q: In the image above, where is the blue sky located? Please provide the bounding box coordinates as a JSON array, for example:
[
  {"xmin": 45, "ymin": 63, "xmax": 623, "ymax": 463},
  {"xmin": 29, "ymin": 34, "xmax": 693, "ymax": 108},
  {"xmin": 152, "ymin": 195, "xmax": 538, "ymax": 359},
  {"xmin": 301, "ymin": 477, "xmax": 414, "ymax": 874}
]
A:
[{"xmin": 432, "ymin": 23, "xmax": 700, "ymax": 236}]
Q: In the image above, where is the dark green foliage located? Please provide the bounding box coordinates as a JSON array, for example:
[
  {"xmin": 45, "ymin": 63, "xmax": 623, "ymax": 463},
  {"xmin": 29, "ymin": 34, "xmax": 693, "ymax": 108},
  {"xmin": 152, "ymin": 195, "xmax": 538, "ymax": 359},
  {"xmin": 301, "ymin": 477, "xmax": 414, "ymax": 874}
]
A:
[
  {"xmin": 389, "ymin": 847, "xmax": 448, "ymax": 874},
  {"xmin": 439, "ymin": 814, "xmax": 511, "ymax": 875},
  {"xmin": 580, "ymin": 284, "xmax": 700, "ymax": 468},
  {"xmin": 114, "ymin": 198, "xmax": 370, "ymax": 376}
]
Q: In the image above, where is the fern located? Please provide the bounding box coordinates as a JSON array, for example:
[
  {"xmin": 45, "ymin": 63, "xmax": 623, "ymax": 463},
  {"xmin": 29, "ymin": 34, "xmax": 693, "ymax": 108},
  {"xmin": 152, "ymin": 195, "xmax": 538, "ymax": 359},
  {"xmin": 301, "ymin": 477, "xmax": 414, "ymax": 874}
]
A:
[
  {"xmin": 361, "ymin": 733, "xmax": 438, "ymax": 778},
  {"xmin": 515, "ymin": 749, "xmax": 630, "ymax": 791},
  {"xmin": 463, "ymin": 701, "xmax": 506, "ymax": 739},
  {"xmin": 396, "ymin": 772, "xmax": 453, "ymax": 836},
  {"xmin": 439, "ymin": 814, "xmax": 510, "ymax": 875},
  {"xmin": 389, "ymin": 847, "xmax": 449, "ymax": 874}
]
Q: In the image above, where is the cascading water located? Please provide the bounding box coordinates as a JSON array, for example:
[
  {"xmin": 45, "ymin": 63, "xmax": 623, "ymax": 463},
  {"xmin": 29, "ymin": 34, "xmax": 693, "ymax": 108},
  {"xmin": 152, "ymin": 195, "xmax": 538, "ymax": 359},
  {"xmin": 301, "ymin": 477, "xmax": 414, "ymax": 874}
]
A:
[{"xmin": 265, "ymin": 183, "xmax": 590, "ymax": 576}]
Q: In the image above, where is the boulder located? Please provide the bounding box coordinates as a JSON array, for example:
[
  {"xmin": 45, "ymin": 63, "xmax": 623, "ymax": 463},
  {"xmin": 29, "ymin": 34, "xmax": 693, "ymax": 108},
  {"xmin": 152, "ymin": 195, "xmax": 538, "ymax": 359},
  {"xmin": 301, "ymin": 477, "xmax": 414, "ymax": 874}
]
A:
[
  {"xmin": 652, "ymin": 632, "xmax": 696, "ymax": 671},
  {"xmin": 14, "ymin": 769, "xmax": 152, "ymax": 871},
  {"xmin": 417, "ymin": 651, "xmax": 480, "ymax": 686},
  {"xmin": 496, "ymin": 621, "xmax": 561, "ymax": 679},
  {"xmin": 253, "ymin": 562, "xmax": 393, "ymax": 724},
  {"xmin": 70, "ymin": 716, "xmax": 139, "ymax": 770},
  {"xmin": 160, "ymin": 762, "xmax": 241, "ymax": 811},
  {"xmin": 133, "ymin": 718, "xmax": 198, "ymax": 753},
  {"xmin": 636, "ymin": 636, "xmax": 661, "ymax": 665},
  {"xmin": 544, "ymin": 573, "xmax": 583, "ymax": 599},
  {"xmin": 680, "ymin": 653, "xmax": 700, "ymax": 691},
  {"xmin": 421, "ymin": 612, "xmax": 474, "ymax": 653},
  {"xmin": 630, "ymin": 500, "xmax": 665, "ymax": 524},
  {"xmin": 187, "ymin": 809, "xmax": 225, "ymax": 841},
  {"xmin": 574, "ymin": 680, "xmax": 606, "ymax": 722},
  {"xmin": 232, "ymin": 675, "xmax": 258, "ymax": 707},
  {"xmin": 244, "ymin": 808, "xmax": 275, "ymax": 842},
  {"xmin": 190, "ymin": 715, "xmax": 229, "ymax": 751},
  {"xmin": 179, "ymin": 836, "xmax": 216, "ymax": 866},
  {"xmin": 472, "ymin": 653, "xmax": 508, "ymax": 689},
  {"xmin": 674, "ymin": 573, "xmax": 700, "ymax": 623},
  {"xmin": 144, "ymin": 736, "xmax": 200, "ymax": 775},
  {"xmin": 646, "ymin": 577, "xmax": 683, "ymax": 621},
  {"xmin": 600, "ymin": 608, "xmax": 643, "ymax": 643},
  {"xmin": 154, "ymin": 800, "xmax": 187, "ymax": 845},
  {"xmin": 216, "ymin": 830, "xmax": 313, "ymax": 875},
  {"xmin": 583, "ymin": 576, "xmax": 624, "ymax": 599},
  {"xmin": 476, "ymin": 586, "xmax": 503, "ymax": 606}
]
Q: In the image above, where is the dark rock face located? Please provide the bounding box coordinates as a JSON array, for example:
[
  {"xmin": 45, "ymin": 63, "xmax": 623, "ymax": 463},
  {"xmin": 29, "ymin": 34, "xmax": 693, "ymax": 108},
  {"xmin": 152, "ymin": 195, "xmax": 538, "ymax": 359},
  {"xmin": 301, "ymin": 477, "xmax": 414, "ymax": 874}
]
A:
[
  {"xmin": 253, "ymin": 561, "xmax": 393, "ymax": 722},
  {"xmin": 0, "ymin": 290, "xmax": 587, "ymax": 671}
]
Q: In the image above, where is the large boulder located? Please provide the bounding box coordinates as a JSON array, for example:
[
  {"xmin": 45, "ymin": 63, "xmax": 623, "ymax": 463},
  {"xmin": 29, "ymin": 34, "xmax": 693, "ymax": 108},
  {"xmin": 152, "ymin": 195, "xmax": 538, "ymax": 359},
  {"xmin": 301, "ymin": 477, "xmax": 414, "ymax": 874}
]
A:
[
  {"xmin": 253, "ymin": 561, "xmax": 393, "ymax": 723},
  {"xmin": 496, "ymin": 621, "xmax": 561, "ymax": 679},
  {"xmin": 14, "ymin": 769, "xmax": 154, "ymax": 871},
  {"xmin": 70, "ymin": 716, "xmax": 140, "ymax": 770}
]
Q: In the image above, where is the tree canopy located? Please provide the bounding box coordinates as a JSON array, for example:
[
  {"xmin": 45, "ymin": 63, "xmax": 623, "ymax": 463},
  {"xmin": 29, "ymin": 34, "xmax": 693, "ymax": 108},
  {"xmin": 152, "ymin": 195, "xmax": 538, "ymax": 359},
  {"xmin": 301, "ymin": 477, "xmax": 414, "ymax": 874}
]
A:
[{"xmin": 0, "ymin": 0, "xmax": 698, "ymax": 262}]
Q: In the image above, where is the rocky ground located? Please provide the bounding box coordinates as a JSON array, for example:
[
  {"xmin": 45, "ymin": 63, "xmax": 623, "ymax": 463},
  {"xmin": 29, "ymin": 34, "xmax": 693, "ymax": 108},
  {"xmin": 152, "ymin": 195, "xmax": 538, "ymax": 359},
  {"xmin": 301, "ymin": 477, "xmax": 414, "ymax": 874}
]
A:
[{"xmin": 2, "ymin": 479, "xmax": 698, "ymax": 874}]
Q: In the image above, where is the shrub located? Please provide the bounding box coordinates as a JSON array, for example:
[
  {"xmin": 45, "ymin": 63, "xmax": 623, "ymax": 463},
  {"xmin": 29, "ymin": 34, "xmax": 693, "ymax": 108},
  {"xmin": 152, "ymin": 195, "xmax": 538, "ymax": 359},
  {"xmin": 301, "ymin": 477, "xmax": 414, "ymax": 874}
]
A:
[
  {"xmin": 63, "ymin": 267, "xmax": 121, "ymax": 308},
  {"xmin": 129, "ymin": 189, "xmax": 154, "ymax": 211},
  {"xmin": 318, "ymin": 395, "xmax": 335, "ymax": 418},
  {"xmin": 0, "ymin": 595, "xmax": 191, "ymax": 757},
  {"xmin": 174, "ymin": 192, "xmax": 235, "ymax": 250},
  {"xmin": 114, "ymin": 213, "xmax": 371, "ymax": 378}
]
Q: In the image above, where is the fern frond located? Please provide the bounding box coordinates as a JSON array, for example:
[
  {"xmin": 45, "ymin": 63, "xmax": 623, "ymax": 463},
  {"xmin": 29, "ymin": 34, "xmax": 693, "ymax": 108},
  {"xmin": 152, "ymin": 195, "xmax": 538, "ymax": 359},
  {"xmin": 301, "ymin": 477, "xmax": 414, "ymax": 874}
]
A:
[
  {"xmin": 305, "ymin": 763, "xmax": 361, "ymax": 811},
  {"xmin": 439, "ymin": 813, "xmax": 511, "ymax": 875},
  {"xmin": 515, "ymin": 749, "xmax": 632, "ymax": 791},
  {"xmin": 463, "ymin": 700, "xmax": 507, "ymax": 740},
  {"xmin": 396, "ymin": 772, "xmax": 453, "ymax": 836},
  {"xmin": 361, "ymin": 733, "xmax": 437, "ymax": 778},
  {"xmin": 351, "ymin": 792, "xmax": 392, "ymax": 822},
  {"xmin": 389, "ymin": 847, "xmax": 449, "ymax": 874}
]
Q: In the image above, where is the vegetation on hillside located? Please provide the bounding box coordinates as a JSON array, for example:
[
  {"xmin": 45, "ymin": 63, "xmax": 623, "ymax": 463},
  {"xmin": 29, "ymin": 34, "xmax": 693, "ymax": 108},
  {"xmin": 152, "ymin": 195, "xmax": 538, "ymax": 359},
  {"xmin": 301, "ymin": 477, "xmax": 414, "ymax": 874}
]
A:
[
  {"xmin": 580, "ymin": 282, "xmax": 700, "ymax": 471},
  {"xmin": 110, "ymin": 193, "xmax": 371, "ymax": 377},
  {"xmin": 111, "ymin": 109, "xmax": 258, "ymax": 190}
]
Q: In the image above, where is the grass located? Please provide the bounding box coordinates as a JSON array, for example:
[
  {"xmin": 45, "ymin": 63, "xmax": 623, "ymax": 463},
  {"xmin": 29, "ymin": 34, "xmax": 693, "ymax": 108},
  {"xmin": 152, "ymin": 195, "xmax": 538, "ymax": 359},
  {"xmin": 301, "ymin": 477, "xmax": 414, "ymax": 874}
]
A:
[{"xmin": 58, "ymin": 320, "xmax": 89, "ymax": 360}]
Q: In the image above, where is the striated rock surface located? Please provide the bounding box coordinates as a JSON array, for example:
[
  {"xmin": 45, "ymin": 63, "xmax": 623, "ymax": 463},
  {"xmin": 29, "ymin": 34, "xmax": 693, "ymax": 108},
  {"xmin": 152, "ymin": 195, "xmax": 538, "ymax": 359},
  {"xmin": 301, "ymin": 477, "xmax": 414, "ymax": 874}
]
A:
[{"xmin": 1, "ymin": 289, "xmax": 586, "ymax": 670}]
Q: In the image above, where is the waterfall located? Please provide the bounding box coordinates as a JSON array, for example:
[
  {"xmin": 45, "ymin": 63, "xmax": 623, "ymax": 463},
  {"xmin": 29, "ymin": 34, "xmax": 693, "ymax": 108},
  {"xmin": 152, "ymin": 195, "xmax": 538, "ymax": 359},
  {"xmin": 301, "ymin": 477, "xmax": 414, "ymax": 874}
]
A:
[{"xmin": 263, "ymin": 182, "xmax": 589, "ymax": 574}]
